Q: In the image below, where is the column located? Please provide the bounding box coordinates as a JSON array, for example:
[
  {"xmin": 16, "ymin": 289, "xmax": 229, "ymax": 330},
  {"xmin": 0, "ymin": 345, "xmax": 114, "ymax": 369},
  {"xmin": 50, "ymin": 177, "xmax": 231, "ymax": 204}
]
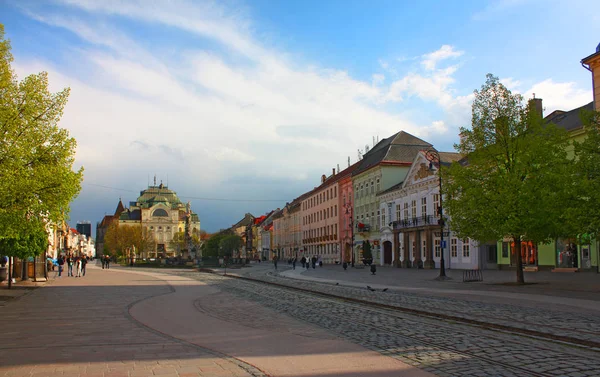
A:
[
  {"xmin": 414, "ymin": 230, "xmax": 422, "ymax": 268},
  {"xmin": 424, "ymin": 229, "xmax": 435, "ymax": 269},
  {"xmin": 403, "ymin": 232, "xmax": 411, "ymax": 268}
]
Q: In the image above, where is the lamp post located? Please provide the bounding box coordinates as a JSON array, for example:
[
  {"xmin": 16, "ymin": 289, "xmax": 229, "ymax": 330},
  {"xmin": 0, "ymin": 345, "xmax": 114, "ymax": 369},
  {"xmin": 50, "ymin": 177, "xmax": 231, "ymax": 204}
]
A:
[{"xmin": 426, "ymin": 149, "xmax": 448, "ymax": 280}]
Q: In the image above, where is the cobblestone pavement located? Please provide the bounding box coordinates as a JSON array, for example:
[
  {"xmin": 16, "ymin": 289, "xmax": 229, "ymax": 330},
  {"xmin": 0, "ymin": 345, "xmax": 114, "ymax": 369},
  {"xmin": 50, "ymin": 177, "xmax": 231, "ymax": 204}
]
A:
[
  {"xmin": 136, "ymin": 268, "xmax": 600, "ymax": 377},
  {"xmin": 244, "ymin": 266, "xmax": 600, "ymax": 345},
  {"xmin": 0, "ymin": 265, "xmax": 262, "ymax": 377}
]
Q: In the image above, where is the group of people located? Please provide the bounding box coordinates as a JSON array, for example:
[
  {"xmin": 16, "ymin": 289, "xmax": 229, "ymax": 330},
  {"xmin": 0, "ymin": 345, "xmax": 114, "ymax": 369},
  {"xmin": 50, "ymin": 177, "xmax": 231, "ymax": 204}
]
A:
[
  {"xmin": 56, "ymin": 254, "xmax": 88, "ymax": 278},
  {"xmin": 273, "ymin": 255, "xmax": 322, "ymax": 270},
  {"xmin": 101, "ymin": 255, "xmax": 112, "ymax": 269}
]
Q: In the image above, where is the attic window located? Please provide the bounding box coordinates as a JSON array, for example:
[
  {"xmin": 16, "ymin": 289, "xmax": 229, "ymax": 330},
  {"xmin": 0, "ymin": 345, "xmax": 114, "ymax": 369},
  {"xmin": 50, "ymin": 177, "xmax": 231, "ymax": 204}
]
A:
[{"xmin": 152, "ymin": 209, "xmax": 168, "ymax": 217}]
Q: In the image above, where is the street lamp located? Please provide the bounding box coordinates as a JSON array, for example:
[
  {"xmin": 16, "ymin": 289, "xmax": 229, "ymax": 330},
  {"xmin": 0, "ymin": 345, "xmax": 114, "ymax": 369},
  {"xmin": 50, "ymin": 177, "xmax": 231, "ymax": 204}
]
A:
[{"xmin": 425, "ymin": 149, "xmax": 449, "ymax": 280}]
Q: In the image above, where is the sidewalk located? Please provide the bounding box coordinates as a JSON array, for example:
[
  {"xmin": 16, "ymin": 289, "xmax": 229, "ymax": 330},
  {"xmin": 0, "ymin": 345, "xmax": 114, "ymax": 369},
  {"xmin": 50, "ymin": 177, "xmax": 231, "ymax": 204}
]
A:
[
  {"xmin": 0, "ymin": 263, "xmax": 260, "ymax": 377},
  {"xmin": 272, "ymin": 264, "xmax": 600, "ymax": 312},
  {"xmin": 0, "ymin": 272, "xmax": 52, "ymax": 307}
]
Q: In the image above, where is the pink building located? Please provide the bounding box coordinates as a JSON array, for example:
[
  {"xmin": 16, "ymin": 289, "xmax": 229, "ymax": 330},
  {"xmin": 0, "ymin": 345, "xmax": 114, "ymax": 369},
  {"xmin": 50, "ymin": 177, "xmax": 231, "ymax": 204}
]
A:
[
  {"xmin": 301, "ymin": 163, "xmax": 358, "ymax": 264},
  {"xmin": 338, "ymin": 162, "xmax": 359, "ymax": 263}
]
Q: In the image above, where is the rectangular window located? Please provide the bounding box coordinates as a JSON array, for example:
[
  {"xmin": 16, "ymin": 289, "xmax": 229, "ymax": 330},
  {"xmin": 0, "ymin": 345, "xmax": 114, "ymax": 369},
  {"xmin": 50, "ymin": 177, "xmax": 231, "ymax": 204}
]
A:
[
  {"xmin": 462, "ymin": 239, "xmax": 470, "ymax": 257},
  {"xmin": 335, "ymin": 186, "xmax": 337, "ymax": 197},
  {"xmin": 335, "ymin": 205, "xmax": 337, "ymax": 216},
  {"xmin": 433, "ymin": 193, "xmax": 440, "ymax": 216},
  {"xmin": 451, "ymin": 238, "xmax": 458, "ymax": 258},
  {"xmin": 396, "ymin": 204, "xmax": 401, "ymax": 221},
  {"xmin": 371, "ymin": 181, "xmax": 374, "ymax": 194},
  {"xmin": 376, "ymin": 178, "xmax": 380, "ymax": 193},
  {"xmin": 411, "ymin": 200, "xmax": 417, "ymax": 218},
  {"xmin": 422, "ymin": 239, "xmax": 427, "ymax": 259},
  {"xmin": 355, "ymin": 186, "xmax": 359, "ymax": 199},
  {"xmin": 421, "ymin": 197, "xmax": 427, "ymax": 217},
  {"xmin": 381, "ymin": 211, "xmax": 385, "ymax": 228},
  {"xmin": 403, "ymin": 202, "xmax": 409, "ymax": 220},
  {"xmin": 377, "ymin": 210, "xmax": 381, "ymax": 229},
  {"xmin": 434, "ymin": 239, "xmax": 441, "ymax": 257},
  {"xmin": 502, "ymin": 242, "xmax": 509, "ymax": 258}
]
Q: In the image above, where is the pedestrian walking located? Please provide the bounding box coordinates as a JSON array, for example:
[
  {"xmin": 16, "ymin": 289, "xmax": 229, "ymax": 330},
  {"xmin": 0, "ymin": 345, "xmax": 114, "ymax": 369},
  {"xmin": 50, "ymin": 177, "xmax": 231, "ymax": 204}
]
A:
[
  {"xmin": 76, "ymin": 257, "xmax": 82, "ymax": 277},
  {"xmin": 301, "ymin": 256, "xmax": 306, "ymax": 268},
  {"xmin": 311, "ymin": 256, "xmax": 317, "ymax": 269},
  {"xmin": 292, "ymin": 257, "xmax": 296, "ymax": 270},
  {"xmin": 273, "ymin": 255, "xmax": 278, "ymax": 270},
  {"xmin": 101, "ymin": 256, "xmax": 106, "ymax": 269},
  {"xmin": 57, "ymin": 256, "xmax": 64, "ymax": 277},
  {"xmin": 67, "ymin": 255, "xmax": 74, "ymax": 276},
  {"xmin": 81, "ymin": 256, "xmax": 87, "ymax": 276},
  {"xmin": 105, "ymin": 255, "xmax": 111, "ymax": 269}
]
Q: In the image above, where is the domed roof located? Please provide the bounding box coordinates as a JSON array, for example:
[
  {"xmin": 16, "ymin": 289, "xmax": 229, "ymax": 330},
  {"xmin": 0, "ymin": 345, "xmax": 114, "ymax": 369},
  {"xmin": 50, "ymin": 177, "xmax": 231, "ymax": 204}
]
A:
[{"xmin": 151, "ymin": 195, "xmax": 169, "ymax": 203}]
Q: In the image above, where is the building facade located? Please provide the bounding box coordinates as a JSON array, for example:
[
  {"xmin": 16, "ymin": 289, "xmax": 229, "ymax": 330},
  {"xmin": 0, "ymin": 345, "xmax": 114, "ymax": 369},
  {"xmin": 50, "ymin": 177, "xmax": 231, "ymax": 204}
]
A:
[
  {"xmin": 352, "ymin": 131, "xmax": 432, "ymax": 265},
  {"xmin": 379, "ymin": 151, "xmax": 488, "ymax": 270},
  {"xmin": 114, "ymin": 182, "xmax": 201, "ymax": 258}
]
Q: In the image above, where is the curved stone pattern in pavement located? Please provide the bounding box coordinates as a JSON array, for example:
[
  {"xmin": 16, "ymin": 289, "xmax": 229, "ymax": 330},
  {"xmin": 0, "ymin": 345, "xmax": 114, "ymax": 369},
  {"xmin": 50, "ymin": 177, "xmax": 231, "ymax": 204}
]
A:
[
  {"xmin": 0, "ymin": 264, "xmax": 262, "ymax": 377},
  {"xmin": 127, "ymin": 268, "xmax": 434, "ymax": 377}
]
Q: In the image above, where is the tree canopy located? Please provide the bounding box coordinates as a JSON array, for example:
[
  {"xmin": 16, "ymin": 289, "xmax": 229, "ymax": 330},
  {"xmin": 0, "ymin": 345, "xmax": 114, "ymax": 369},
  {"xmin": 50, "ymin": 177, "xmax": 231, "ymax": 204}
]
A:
[
  {"xmin": 0, "ymin": 24, "xmax": 83, "ymax": 238},
  {"xmin": 444, "ymin": 74, "xmax": 572, "ymax": 283},
  {"xmin": 103, "ymin": 222, "xmax": 153, "ymax": 258},
  {"xmin": 219, "ymin": 235, "xmax": 242, "ymax": 258},
  {"xmin": 567, "ymin": 110, "xmax": 600, "ymax": 239}
]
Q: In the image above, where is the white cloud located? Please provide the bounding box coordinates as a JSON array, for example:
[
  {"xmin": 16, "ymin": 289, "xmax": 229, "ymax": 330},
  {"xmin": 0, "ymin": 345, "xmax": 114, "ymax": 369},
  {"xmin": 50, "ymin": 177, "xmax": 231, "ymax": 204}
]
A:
[
  {"xmin": 500, "ymin": 77, "xmax": 522, "ymax": 91},
  {"xmin": 523, "ymin": 79, "xmax": 592, "ymax": 115},
  {"xmin": 421, "ymin": 45, "xmax": 464, "ymax": 71},
  {"xmin": 15, "ymin": 1, "xmax": 592, "ymax": 231}
]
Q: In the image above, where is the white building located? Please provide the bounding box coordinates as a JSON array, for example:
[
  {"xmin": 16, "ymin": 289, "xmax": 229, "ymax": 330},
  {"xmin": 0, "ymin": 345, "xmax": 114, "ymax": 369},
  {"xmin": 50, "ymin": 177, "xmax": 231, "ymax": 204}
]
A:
[{"xmin": 378, "ymin": 150, "xmax": 484, "ymax": 270}]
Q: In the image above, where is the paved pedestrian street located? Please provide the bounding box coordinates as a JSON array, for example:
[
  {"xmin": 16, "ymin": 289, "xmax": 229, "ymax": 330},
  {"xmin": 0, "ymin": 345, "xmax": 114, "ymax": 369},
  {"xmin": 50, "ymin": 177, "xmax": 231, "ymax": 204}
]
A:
[
  {"xmin": 0, "ymin": 264, "xmax": 430, "ymax": 377},
  {"xmin": 0, "ymin": 264, "xmax": 263, "ymax": 377},
  {"xmin": 3, "ymin": 263, "xmax": 600, "ymax": 376},
  {"xmin": 138, "ymin": 266, "xmax": 600, "ymax": 377}
]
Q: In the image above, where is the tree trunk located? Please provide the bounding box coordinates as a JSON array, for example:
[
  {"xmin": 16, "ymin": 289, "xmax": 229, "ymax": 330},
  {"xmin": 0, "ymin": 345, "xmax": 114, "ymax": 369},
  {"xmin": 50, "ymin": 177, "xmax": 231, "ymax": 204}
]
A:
[
  {"xmin": 33, "ymin": 255, "xmax": 37, "ymax": 282},
  {"xmin": 514, "ymin": 235, "xmax": 525, "ymax": 284},
  {"xmin": 21, "ymin": 259, "xmax": 29, "ymax": 281}
]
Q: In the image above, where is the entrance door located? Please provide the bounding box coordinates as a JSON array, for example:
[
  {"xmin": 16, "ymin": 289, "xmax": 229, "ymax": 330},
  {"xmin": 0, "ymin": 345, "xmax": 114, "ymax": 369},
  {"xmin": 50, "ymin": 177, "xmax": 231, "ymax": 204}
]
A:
[{"xmin": 383, "ymin": 241, "xmax": 392, "ymax": 265}]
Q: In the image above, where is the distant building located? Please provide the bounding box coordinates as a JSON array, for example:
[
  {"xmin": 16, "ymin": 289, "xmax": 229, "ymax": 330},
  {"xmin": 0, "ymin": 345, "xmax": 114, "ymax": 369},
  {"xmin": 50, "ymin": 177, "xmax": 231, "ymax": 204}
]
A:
[
  {"xmin": 76, "ymin": 222, "xmax": 92, "ymax": 238},
  {"xmin": 117, "ymin": 181, "xmax": 201, "ymax": 258}
]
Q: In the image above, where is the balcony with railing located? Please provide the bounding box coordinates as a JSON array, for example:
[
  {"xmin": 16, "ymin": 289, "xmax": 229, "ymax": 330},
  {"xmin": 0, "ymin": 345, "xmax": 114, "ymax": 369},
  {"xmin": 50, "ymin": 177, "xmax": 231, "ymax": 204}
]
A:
[
  {"xmin": 356, "ymin": 223, "xmax": 371, "ymax": 232},
  {"xmin": 391, "ymin": 215, "xmax": 437, "ymax": 230}
]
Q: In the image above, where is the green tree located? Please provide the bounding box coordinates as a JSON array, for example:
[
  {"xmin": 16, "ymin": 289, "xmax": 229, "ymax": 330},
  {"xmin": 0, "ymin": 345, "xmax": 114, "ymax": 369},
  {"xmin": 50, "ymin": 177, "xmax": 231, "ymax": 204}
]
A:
[
  {"xmin": 444, "ymin": 74, "xmax": 572, "ymax": 283},
  {"xmin": 219, "ymin": 235, "xmax": 242, "ymax": 258},
  {"xmin": 0, "ymin": 24, "xmax": 83, "ymax": 238},
  {"xmin": 568, "ymin": 110, "xmax": 600, "ymax": 242},
  {"xmin": 204, "ymin": 232, "xmax": 227, "ymax": 257},
  {"xmin": 0, "ymin": 217, "xmax": 48, "ymax": 287},
  {"xmin": 170, "ymin": 231, "xmax": 186, "ymax": 255}
]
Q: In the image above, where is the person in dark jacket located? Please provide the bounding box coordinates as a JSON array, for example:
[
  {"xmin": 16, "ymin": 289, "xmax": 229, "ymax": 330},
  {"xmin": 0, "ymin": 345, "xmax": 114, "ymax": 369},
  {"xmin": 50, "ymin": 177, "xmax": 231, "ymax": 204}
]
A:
[
  {"xmin": 311, "ymin": 256, "xmax": 317, "ymax": 269},
  {"xmin": 81, "ymin": 257, "xmax": 88, "ymax": 276},
  {"xmin": 67, "ymin": 255, "xmax": 74, "ymax": 276},
  {"xmin": 57, "ymin": 256, "xmax": 65, "ymax": 277},
  {"xmin": 301, "ymin": 256, "xmax": 306, "ymax": 268}
]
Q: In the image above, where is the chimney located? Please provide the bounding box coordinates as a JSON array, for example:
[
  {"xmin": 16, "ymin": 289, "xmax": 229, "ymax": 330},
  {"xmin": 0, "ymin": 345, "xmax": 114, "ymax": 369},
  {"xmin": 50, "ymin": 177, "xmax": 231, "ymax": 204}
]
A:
[
  {"xmin": 529, "ymin": 95, "xmax": 543, "ymax": 118},
  {"xmin": 332, "ymin": 168, "xmax": 335, "ymax": 176},
  {"xmin": 581, "ymin": 42, "xmax": 600, "ymax": 111},
  {"xmin": 321, "ymin": 174, "xmax": 326, "ymax": 183},
  {"xmin": 337, "ymin": 164, "xmax": 340, "ymax": 173}
]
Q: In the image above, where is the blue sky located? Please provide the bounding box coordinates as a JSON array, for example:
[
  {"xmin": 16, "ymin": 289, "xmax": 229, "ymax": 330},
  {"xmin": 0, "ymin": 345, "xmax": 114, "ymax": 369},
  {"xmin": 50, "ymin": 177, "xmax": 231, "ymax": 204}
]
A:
[{"xmin": 1, "ymin": 0, "xmax": 598, "ymax": 234}]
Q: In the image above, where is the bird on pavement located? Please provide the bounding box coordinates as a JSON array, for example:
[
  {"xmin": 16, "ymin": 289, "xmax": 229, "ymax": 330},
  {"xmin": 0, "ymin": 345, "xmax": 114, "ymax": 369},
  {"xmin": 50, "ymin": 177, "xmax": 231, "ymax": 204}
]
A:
[
  {"xmin": 366, "ymin": 285, "xmax": 376, "ymax": 291},
  {"xmin": 382, "ymin": 288, "xmax": 388, "ymax": 292}
]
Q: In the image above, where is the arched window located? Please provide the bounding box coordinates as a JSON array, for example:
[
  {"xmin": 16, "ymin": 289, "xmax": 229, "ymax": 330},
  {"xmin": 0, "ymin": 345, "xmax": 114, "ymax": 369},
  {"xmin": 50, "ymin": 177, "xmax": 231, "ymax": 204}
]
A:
[{"xmin": 152, "ymin": 208, "xmax": 168, "ymax": 217}]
